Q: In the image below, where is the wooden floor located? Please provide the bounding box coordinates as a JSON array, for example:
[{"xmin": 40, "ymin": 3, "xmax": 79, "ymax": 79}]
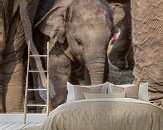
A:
[
  {"xmin": 0, "ymin": 114, "xmax": 46, "ymax": 130},
  {"xmin": 0, "ymin": 122, "xmax": 43, "ymax": 130}
]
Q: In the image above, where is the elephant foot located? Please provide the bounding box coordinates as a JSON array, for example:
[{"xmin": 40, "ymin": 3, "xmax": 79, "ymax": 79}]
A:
[
  {"xmin": 4, "ymin": 63, "xmax": 25, "ymax": 113},
  {"xmin": 50, "ymin": 95, "xmax": 67, "ymax": 109},
  {"xmin": 42, "ymin": 104, "xmax": 54, "ymax": 113}
]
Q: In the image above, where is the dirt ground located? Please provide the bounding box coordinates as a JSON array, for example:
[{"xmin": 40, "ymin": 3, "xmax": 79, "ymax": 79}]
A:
[
  {"xmin": 108, "ymin": 63, "xmax": 133, "ymax": 84},
  {"xmin": 107, "ymin": 40, "xmax": 133, "ymax": 84}
]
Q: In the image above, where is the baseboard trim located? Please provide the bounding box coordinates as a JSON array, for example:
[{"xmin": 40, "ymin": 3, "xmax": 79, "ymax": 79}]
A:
[{"xmin": 0, "ymin": 114, "xmax": 47, "ymax": 123}]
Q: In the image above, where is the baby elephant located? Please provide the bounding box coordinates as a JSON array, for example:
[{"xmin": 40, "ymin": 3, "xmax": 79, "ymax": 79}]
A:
[{"xmin": 38, "ymin": 0, "xmax": 113, "ymax": 109}]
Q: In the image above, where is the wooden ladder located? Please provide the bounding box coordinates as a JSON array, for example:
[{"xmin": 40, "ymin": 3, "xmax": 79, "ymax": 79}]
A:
[{"xmin": 24, "ymin": 41, "xmax": 50, "ymax": 124}]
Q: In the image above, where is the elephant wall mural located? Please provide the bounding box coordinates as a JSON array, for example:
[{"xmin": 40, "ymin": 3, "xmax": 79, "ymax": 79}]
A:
[
  {"xmin": 0, "ymin": 0, "xmax": 113, "ymax": 112},
  {"xmin": 1, "ymin": 0, "xmax": 163, "ymax": 113}
]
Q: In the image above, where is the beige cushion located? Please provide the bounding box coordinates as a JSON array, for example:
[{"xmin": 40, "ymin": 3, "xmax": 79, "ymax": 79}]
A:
[
  {"xmin": 74, "ymin": 85, "xmax": 101, "ymax": 100},
  {"xmin": 108, "ymin": 83, "xmax": 149, "ymax": 101},
  {"xmin": 84, "ymin": 93, "xmax": 125, "ymax": 99},
  {"xmin": 66, "ymin": 82, "xmax": 109, "ymax": 103},
  {"xmin": 110, "ymin": 84, "xmax": 139, "ymax": 99}
]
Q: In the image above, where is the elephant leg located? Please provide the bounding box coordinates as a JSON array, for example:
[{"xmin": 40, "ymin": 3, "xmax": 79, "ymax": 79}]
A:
[
  {"xmin": 3, "ymin": 63, "xmax": 25, "ymax": 112},
  {"xmin": 132, "ymin": 0, "xmax": 163, "ymax": 103},
  {"xmin": 70, "ymin": 72, "xmax": 79, "ymax": 85},
  {"xmin": 0, "ymin": 12, "xmax": 4, "ymax": 112},
  {"xmin": 0, "ymin": 63, "xmax": 2, "ymax": 112},
  {"xmin": 2, "ymin": 21, "xmax": 25, "ymax": 112},
  {"xmin": 84, "ymin": 67, "xmax": 91, "ymax": 85},
  {"xmin": 104, "ymin": 56, "xmax": 109, "ymax": 82},
  {"xmin": 70, "ymin": 62, "xmax": 84, "ymax": 85},
  {"xmin": 49, "ymin": 49, "xmax": 71, "ymax": 108},
  {"xmin": 127, "ymin": 46, "xmax": 134, "ymax": 70}
]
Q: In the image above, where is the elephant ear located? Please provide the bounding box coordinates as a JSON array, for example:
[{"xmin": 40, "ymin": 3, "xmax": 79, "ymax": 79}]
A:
[
  {"xmin": 34, "ymin": 6, "xmax": 66, "ymax": 52},
  {"xmin": 109, "ymin": 3, "xmax": 125, "ymax": 27},
  {"xmin": 34, "ymin": 0, "xmax": 55, "ymax": 25},
  {"xmin": 35, "ymin": 0, "xmax": 73, "ymax": 52}
]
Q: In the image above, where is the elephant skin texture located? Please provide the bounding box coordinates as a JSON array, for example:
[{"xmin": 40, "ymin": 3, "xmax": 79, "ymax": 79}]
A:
[
  {"xmin": 0, "ymin": 2, "xmax": 3, "ymax": 112},
  {"xmin": 132, "ymin": 0, "xmax": 163, "ymax": 105},
  {"xmin": 1, "ymin": 0, "xmax": 43, "ymax": 113},
  {"xmin": 1, "ymin": 0, "xmax": 26, "ymax": 112}
]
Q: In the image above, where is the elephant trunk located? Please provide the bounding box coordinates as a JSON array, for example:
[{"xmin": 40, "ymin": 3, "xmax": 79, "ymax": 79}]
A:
[{"xmin": 86, "ymin": 53, "xmax": 106, "ymax": 85}]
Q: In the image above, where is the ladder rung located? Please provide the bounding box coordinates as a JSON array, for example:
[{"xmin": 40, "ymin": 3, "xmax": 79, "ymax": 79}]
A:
[
  {"xmin": 29, "ymin": 70, "xmax": 47, "ymax": 72},
  {"xmin": 30, "ymin": 55, "xmax": 48, "ymax": 57},
  {"xmin": 27, "ymin": 104, "xmax": 47, "ymax": 107},
  {"xmin": 28, "ymin": 89, "xmax": 47, "ymax": 91}
]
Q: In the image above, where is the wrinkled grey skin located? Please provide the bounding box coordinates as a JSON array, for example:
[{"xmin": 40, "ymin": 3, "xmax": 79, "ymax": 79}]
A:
[
  {"xmin": 1, "ymin": 0, "xmax": 27, "ymax": 112},
  {"xmin": 109, "ymin": 2, "xmax": 134, "ymax": 70},
  {"xmin": 37, "ymin": 0, "xmax": 113, "ymax": 108},
  {"xmin": 132, "ymin": 0, "xmax": 163, "ymax": 104}
]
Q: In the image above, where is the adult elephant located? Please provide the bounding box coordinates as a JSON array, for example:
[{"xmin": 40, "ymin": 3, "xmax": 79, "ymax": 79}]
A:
[
  {"xmin": 108, "ymin": 2, "xmax": 134, "ymax": 70},
  {"xmin": 0, "ymin": 2, "xmax": 3, "ymax": 112},
  {"xmin": 36, "ymin": 0, "xmax": 113, "ymax": 108},
  {"xmin": 1, "ymin": 0, "xmax": 27, "ymax": 112},
  {"xmin": 131, "ymin": 0, "xmax": 163, "ymax": 105},
  {"xmin": 1, "ymin": 0, "xmax": 48, "ymax": 112}
]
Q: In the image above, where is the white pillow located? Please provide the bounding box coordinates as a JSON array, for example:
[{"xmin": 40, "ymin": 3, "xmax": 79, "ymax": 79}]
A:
[
  {"xmin": 108, "ymin": 82, "xmax": 149, "ymax": 102},
  {"xmin": 138, "ymin": 83, "xmax": 149, "ymax": 102},
  {"xmin": 66, "ymin": 82, "xmax": 76, "ymax": 103},
  {"xmin": 67, "ymin": 82, "xmax": 149, "ymax": 103},
  {"xmin": 66, "ymin": 82, "xmax": 109, "ymax": 103}
]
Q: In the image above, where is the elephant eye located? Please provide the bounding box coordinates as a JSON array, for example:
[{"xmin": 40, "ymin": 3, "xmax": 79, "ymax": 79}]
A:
[
  {"xmin": 78, "ymin": 40, "xmax": 82, "ymax": 45},
  {"xmin": 75, "ymin": 37, "xmax": 83, "ymax": 45}
]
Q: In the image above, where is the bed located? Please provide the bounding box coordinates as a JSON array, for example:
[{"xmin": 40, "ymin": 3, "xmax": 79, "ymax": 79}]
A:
[
  {"xmin": 23, "ymin": 82, "xmax": 163, "ymax": 130},
  {"xmin": 41, "ymin": 98, "xmax": 163, "ymax": 130}
]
